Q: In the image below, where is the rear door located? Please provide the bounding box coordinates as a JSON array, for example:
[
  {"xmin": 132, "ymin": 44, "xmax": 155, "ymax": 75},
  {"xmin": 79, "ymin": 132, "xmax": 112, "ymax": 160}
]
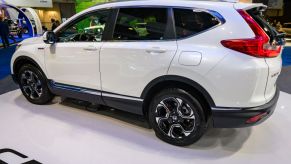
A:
[{"xmin": 100, "ymin": 7, "xmax": 177, "ymax": 103}]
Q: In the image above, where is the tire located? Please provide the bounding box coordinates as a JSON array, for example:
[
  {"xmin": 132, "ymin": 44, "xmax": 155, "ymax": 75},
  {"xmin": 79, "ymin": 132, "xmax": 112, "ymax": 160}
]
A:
[
  {"xmin": 18, "ymin": 64, "xmax": 54, "ymax": 105},
  {"xmin": 148, "ymin": 88, "xmax": 207, "ymax": 146}
]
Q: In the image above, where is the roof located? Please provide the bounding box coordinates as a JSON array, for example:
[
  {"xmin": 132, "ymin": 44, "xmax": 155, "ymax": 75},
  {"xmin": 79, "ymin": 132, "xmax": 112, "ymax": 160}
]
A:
[{"xmin": 90, "ymin": 0, "xmax": 236, "ymax": 10}]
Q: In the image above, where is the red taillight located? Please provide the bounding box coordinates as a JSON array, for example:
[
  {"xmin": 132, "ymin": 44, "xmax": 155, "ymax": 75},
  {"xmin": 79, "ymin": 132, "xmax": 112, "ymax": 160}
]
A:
[
  {"xmin": 246, "ymin": 112, "xmax": 268, "ymax": 124},
  {"xmin": 221, "ymin": 9, "xmax": 281, "ymax": 58}
]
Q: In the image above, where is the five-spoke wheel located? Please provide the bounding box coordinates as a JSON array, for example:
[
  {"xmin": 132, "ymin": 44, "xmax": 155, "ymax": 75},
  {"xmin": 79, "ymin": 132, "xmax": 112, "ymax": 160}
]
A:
[
  {"xmin": 155, "ymin": 97, "xmax": 196, "ymax": 139},
  {"xmin": 149, "ymin": 88, "xmax": 206, "ymax": 146},
  {"xmin": 20, "ymin": 70, "xmax": 43, "ymax": 100},
  {"xmin": 18, "ymin": 64, "xmax": 54, "ymax": 104}
]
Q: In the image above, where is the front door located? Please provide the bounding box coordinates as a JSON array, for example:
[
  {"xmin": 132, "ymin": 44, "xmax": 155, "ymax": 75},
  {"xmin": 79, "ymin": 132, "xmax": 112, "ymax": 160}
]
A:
[{"xmin": 45, "ymin": 10, "xmax": 111, "ymax": 90}]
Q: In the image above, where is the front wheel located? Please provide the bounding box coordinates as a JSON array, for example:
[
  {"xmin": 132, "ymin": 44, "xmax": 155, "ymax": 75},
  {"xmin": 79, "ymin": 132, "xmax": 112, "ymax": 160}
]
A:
[
  {"xmin": 149, "ymin": 88, "xmax": 207, "ymax": 146},
  {"xmin": 18, "ymin": 64, "xmax": 54, "ymax": 105}
]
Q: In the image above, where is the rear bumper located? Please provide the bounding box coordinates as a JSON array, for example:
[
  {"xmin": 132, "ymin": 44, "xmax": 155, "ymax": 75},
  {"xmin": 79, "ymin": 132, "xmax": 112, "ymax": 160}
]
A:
[{"xmin": 211, "ymin": 88, "xmax": 279, "ymax": 128}]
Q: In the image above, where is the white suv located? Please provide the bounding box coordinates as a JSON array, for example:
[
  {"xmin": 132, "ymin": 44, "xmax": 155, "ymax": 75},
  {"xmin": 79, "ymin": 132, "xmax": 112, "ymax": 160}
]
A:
[{"xmin": 11, "ymin": 0, "xmax": 285, "ymax": 146}]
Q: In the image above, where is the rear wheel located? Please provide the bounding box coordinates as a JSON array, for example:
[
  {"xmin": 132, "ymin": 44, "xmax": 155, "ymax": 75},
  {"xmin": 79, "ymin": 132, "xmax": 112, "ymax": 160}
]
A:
[
  {"xmin": 18, "ymin": 64, "xmax": 54, "ymax": 105},
  {"xmin": 149, "ymin": 88, "xmax": 207, "ymax": 146}
]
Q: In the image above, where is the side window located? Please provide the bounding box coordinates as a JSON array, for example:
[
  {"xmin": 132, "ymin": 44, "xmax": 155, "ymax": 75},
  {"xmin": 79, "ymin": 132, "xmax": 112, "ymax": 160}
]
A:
[
  {"xmin": 113, "ymin": 8, "xmax": 168, "ymax": 40},
  {"xmin": 57, "ymin": 10, "xmax": 110, "ymax": 42},
  {"xmin": 174, "ymin": 9, "xmax": 220, "ymax": 39}
]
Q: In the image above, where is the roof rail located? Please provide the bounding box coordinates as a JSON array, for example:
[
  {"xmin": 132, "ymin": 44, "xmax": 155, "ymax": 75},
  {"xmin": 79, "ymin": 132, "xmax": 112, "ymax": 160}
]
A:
[
  {"xmin": 92, "ymin": 0, "xmax": 241, "ymax": 7},
  {"xmin": 213, "ymin": 0, "xmax": 239, "ymax": 2}
]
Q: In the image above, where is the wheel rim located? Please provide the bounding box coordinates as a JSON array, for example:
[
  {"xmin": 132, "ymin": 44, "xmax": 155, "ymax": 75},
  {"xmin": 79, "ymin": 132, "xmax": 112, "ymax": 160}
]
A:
[
  {"xmin": 20, "ymin": 70, "xmax": 43, "ymax": 100},
  {"xmin": 155, "ymin": 97, "xmax": 196, "ymax": 139}
]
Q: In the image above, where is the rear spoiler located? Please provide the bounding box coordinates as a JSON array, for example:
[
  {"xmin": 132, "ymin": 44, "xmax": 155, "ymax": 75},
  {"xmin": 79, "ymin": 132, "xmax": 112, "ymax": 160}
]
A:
[{"xmin": 234, "ymin": 3, "xmax": 267, "ymax": 11}]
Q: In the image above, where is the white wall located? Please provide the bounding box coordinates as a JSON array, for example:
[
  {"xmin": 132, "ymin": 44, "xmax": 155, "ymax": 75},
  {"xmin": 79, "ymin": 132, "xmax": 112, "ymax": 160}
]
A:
[{"xmin": 0, "ymin": 0, "xmax": 53, "ymax": 8}]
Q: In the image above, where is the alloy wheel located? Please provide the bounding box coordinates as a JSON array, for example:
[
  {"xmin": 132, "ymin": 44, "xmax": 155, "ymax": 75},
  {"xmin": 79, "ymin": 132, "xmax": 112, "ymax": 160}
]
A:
[
  {"xmin": 20, "ymin": 70, "xmax": 43, "ymax": 100},
  {"xmin": 155, "ymin": 97, "xmax": 196, "ymax": 139}
]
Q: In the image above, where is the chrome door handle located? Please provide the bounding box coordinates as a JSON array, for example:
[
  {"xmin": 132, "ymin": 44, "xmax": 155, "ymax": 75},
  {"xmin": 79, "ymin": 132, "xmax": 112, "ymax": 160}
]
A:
[
  {"xmin": 83, "ymin": 46, "xmax": 98, "ymax": 51},
  {"xmin": 146, "ymin": 48, "xmax": 166, "ymax": 54}
]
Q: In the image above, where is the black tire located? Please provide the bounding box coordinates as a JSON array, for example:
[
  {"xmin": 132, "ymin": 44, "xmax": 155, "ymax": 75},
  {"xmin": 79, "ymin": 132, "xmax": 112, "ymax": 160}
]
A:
[
  {"xmin": 148, "ymin": 88, "xmax": 207, "ymax": 146},
  {"xmin": 18, "ymin": 64, "xmax": 54, "ymax": 105}
]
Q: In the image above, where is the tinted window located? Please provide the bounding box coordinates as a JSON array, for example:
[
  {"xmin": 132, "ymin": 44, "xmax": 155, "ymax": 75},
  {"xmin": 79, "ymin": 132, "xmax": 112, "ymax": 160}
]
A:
[
  {"xmin": 113, "ymin": 8, "xmax": 168, "ymax": 40},
  {"xmin": 174, "ymin": 9, "xmax": 220, "ymax": 39},
  {"xmin": 57, "ymin": 10, "xmax": 110, "ymax": 42}
]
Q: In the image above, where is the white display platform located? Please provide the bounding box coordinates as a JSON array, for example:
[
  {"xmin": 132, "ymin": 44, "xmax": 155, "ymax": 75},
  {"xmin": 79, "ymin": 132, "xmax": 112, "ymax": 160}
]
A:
[{"xmin": 0, "ymin": 90, "xmax": 290, "ymax": 164}]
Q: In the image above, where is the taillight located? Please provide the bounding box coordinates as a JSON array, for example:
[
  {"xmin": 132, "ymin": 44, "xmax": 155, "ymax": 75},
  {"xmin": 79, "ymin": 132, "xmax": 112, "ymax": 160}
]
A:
[{"xmin": 221, "ymin": 9, "xmax": 281, "ymax": 58}]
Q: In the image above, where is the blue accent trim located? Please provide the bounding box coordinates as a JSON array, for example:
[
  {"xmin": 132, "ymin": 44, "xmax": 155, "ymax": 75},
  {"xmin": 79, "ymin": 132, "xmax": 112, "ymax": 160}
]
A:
[
  {"xmin": 47, "ymin": 81, "xmax": 144, "ymax": 115},
  {"xmin": 50, "ymin": 81, "xmax": 101, "ymax": 96}
]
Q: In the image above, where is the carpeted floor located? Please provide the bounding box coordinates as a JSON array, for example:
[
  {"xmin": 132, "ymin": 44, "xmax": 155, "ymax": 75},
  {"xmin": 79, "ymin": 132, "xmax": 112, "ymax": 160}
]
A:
[
  {"xmin": 278, "ymin": 66, "xmax": 291, "ymax": 94},
  {"xmin": 0, "ymin": 75, "xmax": 18, "ymax": 95}
]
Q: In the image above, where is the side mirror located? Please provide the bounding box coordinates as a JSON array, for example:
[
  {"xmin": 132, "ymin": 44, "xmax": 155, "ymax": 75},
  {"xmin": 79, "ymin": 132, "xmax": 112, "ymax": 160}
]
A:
[{"xmin": 43, "ymin": 31, "xmax": 56, "ymax": 44}]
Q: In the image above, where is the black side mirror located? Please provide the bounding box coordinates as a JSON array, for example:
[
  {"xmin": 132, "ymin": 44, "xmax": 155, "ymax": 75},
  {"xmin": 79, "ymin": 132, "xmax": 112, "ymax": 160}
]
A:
[{"xmin": 43, "ymin": 31, "xmax": 57, "ymax": 44}]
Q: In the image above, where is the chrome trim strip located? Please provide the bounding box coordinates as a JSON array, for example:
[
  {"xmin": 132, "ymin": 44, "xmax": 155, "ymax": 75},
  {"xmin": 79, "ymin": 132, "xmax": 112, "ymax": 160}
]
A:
[
  {"xmin": 50, "ymin": 82, "xmax": 142, "ymax": 101},
  {"xmin": 102, "ymin": 93, "xmax": 144, "ymax": 102},
  {"xmin": 81, "ymin": 89, "xmax": 102, "ymax": 96},
  {"xmin": 51, "ymin": 82, "xmax": 102, "ymax": 96},
  {"xmin": 211, "ymin": 107, "xmax": 243, "ymax": 111}
]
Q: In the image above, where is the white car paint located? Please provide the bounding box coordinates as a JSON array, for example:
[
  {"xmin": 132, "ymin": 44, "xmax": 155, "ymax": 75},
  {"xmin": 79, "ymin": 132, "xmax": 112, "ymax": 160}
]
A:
[
  {"xmin": 44, "ymin": 42, "xmax": 102, "ymax": 90},
  {"xmin": 11, "ymin": 0, "xmax": 282, "ymax": 109}
]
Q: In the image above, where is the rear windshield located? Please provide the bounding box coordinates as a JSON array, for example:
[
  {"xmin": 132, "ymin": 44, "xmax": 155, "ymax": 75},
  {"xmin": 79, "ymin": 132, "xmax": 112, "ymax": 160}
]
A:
[{"xmin": 247, "ymin": 8, "xmax": 278, "ymax": 43}]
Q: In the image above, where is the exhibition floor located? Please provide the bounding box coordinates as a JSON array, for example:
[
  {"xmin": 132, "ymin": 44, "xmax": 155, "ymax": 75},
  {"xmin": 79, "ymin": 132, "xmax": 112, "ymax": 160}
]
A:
[{"xmin": 0, "ymin": 90, "xmax": 290, "ymax": 163}]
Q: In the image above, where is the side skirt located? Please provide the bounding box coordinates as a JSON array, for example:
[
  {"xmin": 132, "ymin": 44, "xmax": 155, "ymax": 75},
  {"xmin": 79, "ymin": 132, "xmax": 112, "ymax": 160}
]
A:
[
  {"xmin": 47, "ymin": 80, "xmax": 144, "ymax": 115},
  {"xmin": 102, "ymin": 92, "xmax": 144, "ymax": 115}
]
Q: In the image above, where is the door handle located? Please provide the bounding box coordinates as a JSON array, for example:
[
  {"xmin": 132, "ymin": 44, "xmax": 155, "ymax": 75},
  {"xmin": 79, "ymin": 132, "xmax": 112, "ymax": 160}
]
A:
[
  {"xmin": 146, "ymin": 47, "xmax": 166, "ymax": 54},
  {"xmin": 83, "ymin": 46, "xmax": 98, "ymax": 51}
]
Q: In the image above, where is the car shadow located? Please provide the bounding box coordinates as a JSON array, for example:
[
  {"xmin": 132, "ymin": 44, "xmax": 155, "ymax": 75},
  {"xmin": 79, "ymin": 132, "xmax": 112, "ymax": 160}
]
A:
[{"xmin": 14, "ymin": 94, "xmax": 251, "ymax": 159}]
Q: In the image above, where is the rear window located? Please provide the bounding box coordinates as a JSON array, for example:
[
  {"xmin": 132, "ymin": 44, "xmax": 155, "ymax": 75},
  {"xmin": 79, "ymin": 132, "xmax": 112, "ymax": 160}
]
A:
[
  {"xmin": 173, "ymin": 9, "xmax": 220, "ymax": 39},
  {"xmin": 113, "ymin": 8, "xmax": 168, "ymax": 41}
]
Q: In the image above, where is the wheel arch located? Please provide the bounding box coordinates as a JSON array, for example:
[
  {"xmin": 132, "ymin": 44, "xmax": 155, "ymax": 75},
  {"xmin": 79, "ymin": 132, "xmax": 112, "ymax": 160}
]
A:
[
  {"xmin": 12, "ymin": 56, "xmax": 45, "ymax": 83},
  {"xmin": 141, "ymin": 75, "xmax": 215, "ymax": 120}
]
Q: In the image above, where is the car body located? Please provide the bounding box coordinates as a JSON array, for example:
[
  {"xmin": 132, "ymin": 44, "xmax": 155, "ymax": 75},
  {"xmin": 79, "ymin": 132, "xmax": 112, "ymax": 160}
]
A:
[
  {"xmin": 10, "ymin": 0, "xmax": 284, "ymax": 146},
  {"xmin": 282, "ymin": 23, "xmax": 291, "ymax": 38}
]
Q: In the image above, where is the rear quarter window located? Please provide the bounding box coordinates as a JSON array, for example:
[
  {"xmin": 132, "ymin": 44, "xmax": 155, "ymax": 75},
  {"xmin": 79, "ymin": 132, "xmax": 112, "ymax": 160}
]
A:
[{"xmin": 173, "ymin": 8, "xmax": 220, "ymax": 39}]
